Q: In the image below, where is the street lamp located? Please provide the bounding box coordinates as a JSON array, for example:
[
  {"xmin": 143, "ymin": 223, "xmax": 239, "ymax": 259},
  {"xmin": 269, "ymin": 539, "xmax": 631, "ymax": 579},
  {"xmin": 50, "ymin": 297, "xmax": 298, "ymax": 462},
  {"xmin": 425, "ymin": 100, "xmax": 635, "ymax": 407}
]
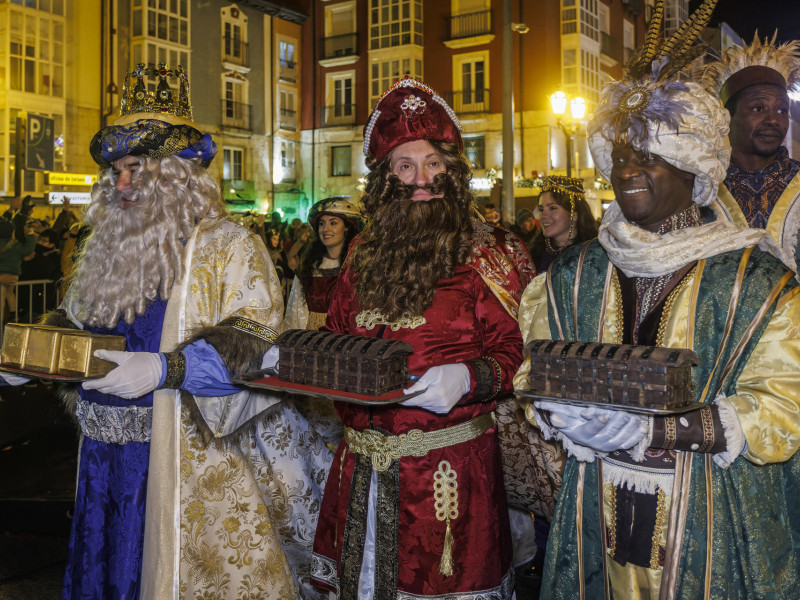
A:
[{"xmin": 550, "ymin": 91, "xmax": 586, "ymax": 178}]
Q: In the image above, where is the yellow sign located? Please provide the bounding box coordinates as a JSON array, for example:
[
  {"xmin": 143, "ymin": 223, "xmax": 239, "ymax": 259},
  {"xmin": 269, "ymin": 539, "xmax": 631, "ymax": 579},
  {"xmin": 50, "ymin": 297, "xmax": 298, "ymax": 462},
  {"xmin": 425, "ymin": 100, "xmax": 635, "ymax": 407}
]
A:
[{"xmin": 46, "ymin": 172, "xmax": 97, "ymax": 186}]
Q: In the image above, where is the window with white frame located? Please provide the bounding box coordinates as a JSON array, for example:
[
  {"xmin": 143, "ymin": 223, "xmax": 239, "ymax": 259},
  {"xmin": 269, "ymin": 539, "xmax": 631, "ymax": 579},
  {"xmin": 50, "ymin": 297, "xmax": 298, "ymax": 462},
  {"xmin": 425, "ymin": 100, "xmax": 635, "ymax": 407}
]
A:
[
  {"xmin": 222, "ymin": 74, "xmax": 249, "ymax": 128},
  {"xmin": 325, "ymin": 72, "xmax": 355, "ymax": 125},
  {"xmin": 453, "ymin": 52, "xmax": 487, "ymax": 113},
  {"xmin": 561, "ymin": 0, "xmax": 577, "ymax": 34},
  {"xmin": 278, "ymin": 38, "xmax": 298, "ymax": 82},
  {"xmin": 279, "ymin": 88, "xmax": 297, "ymax": 131},
  {"xmin": 8, "ymin": 9, "xmax": 64, "ymax": 96},
  {"xmin": 331, "ymin": 145, "xmax": 351, "ymax": 177},
  {"xmin": 579, "ymin": 0, "xmax": 598, "ymax": 41},
  {"xmin": 224, "ymin": 147, "xmax": 244, "ymax": 181},
  {"xmin": 131, "ymin": 41, "xmax": 189, "ymax": 95},
  {"xmin": 326, "ymin": 2, "xmax": 356, "ymax": 35},
  {"xmin": 132, "ymin": 0, "xmax": 189, "ymax": 45},
  {"xmin": 369, "ymin": 55, "xmax": 423, "ymax": 107},
  {"xmin": 623, "ymin": 20, "xmax": 634, "ymax": 62},
  {"xmin": 9, "ymin": 0, "xmax": 64, "ymax": 13},
  {"xmin": 221, "ymin": 5, "xmax": 248, "ymax": 67},
  {"xmin": 279, "ymin": 140, "xmax": 296, "ymax": 182},
  {"xmin": 280, "ymin": 40, "xmax": 296, "ymax": 68},
  {"xmin": 369, "ymin": 0, "xmax": 423, "ymax": 50},
  {"xmin": 463, "ymin": 135, "xmax": 485, "ymax": 170},
  {"xmin": 131, "ymin": 0, "xmax": 190, "ymax": 84},
  {"xmin": 324, "ymin": 2, "xmax": 357, "ymax": 58},
  {"xmin": 598, "ymin": 3, "xmax": 609, "ymax": 34}
]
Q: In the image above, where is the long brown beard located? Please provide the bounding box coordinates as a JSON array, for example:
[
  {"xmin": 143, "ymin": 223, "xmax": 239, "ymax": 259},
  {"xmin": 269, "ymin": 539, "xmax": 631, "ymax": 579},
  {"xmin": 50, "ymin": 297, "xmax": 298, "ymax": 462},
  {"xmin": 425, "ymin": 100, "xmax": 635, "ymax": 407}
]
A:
[{"xmin": 352, "ymin": 177, "xmax": 473, "ymax": 320}]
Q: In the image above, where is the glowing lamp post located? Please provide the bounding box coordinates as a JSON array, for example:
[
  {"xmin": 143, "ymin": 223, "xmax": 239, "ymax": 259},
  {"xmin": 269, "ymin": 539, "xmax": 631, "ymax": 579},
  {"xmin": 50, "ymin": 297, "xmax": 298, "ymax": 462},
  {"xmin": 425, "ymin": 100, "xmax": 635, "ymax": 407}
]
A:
[{"xmin": 550, "ymin": 91, "xmax": 586, "ymax": 178}]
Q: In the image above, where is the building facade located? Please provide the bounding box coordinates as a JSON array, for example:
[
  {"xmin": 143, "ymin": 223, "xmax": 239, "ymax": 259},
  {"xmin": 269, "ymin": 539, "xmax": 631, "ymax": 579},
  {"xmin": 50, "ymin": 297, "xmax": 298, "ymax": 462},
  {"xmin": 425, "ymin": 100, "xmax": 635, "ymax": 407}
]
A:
[
  {"xmin": 108, "ymin": 0, "xmax": 308, "ymax": 217},
  {"xmin": 299, "ymin": 0, "xmax": 650, "ymax": 218},
  {"xmin": 0, "ymin": 0, "xmax": 101, "ymax": 205}
]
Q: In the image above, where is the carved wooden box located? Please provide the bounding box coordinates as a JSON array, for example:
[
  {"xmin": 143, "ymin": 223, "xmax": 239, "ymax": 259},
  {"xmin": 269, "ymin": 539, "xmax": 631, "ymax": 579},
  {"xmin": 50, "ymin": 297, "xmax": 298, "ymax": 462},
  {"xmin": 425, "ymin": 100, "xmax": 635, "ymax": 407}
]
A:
[
  {"xmin": 277, "ymin": 329, "xmax": 413, "ymax": 396},
  {"xmin": 525, "ymin": 340, "xmax": 698, "ymax": 410}
]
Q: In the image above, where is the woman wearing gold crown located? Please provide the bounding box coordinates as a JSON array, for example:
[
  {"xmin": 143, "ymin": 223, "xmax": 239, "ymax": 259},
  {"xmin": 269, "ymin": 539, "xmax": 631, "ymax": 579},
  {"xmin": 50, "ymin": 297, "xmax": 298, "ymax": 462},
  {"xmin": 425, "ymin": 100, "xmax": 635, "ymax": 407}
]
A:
[{"xmin": 40, "ymin": 65, "xmax": 332, "ymax": 600}]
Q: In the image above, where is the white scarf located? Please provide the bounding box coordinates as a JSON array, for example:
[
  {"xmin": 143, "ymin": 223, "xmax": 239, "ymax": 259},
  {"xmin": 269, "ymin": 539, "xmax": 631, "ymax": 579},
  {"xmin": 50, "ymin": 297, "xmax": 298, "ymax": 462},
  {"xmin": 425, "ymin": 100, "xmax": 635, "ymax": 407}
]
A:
[{"xmin": 597, "ymin": 202, "xmax": 778, "ymax": 278}]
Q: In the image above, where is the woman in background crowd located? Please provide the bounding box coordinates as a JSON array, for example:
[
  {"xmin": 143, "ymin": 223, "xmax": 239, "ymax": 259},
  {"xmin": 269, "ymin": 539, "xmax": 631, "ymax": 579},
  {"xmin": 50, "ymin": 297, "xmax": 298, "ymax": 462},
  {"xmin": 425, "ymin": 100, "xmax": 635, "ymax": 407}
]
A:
[
  {"xmin": 283, "ymin": 197, "xmax": 362, "ymax": 330},
  {"xmin": 530, "ymin": 176, "xmax": 598, "ymax": 272},
  {"xmin": 265, "ymin": 226, "xmax": 292, "ymax": 304}
]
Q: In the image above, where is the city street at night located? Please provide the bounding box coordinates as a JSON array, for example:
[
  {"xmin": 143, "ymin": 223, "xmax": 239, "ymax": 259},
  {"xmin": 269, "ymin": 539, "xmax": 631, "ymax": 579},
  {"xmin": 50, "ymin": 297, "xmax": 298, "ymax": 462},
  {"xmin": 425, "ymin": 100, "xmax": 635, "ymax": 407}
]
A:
[{"xmin": 0, "ymin": 381, "xmax": 77, "ymax": 599}]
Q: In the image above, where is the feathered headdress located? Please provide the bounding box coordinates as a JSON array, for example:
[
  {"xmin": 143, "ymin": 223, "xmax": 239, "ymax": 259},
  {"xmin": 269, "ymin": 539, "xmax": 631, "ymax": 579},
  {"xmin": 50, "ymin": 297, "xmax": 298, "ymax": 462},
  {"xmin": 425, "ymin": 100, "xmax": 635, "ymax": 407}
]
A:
[
  {"xmin": 591, "ymin": 0, "xmax": 718, "ymax": 147},
  {"xmin": 701, "ymin": 31, "xmax": 800, "ymax": 106},
  {"xmin": 588, "ymin": 0, "xmax": 730, "ymax": 207}
]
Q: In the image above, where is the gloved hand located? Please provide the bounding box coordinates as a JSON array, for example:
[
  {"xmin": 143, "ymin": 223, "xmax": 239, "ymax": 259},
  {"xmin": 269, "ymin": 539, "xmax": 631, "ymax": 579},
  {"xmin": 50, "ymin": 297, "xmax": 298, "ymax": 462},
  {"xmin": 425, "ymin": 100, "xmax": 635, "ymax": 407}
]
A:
[
  {"xmin": 535, "ymin": 400, "xmax": 648, "ymax": 453},
  {"xmin": 0, "ymin": 373, "xmax": 31, "ymax": 386},
  {"xmin": 401, "ymin": 364, "xmax": 470, "ymax": 414},
  {"xmin": 261, "ymin": 345, "xmax": 279, "ymax": 372},
  {"xmin": 82, "ymin": 350, "xmax": 163, "ymax": 400}
]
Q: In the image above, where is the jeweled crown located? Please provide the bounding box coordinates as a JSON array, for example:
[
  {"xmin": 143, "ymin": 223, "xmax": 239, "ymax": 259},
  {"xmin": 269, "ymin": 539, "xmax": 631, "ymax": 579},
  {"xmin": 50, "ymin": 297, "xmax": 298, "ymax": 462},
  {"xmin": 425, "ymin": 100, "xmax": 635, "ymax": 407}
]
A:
[{"xmin": 119, "ymin": 63, "xmax": 193, "ymax": 121}]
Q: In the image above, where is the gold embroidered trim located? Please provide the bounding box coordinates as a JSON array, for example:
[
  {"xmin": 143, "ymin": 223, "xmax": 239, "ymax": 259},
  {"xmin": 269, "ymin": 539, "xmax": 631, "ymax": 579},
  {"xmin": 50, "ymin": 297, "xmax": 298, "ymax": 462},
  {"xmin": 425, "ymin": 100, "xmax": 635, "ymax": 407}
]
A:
[
  {"xmin": 698, "ymin": 406, "xmax": 715, "ymax": 453},
  {"xmin": 650, "ymin": 488, "xmax": 668, "ymax": 570},
  {"xmin": 663, "ymin": 416, "xmax": 677, "ymax": 450},
  {"xmin": 612, "ymin": 269, "xmax": 624, "ymax": 344},
  {"xmin": 355, "ymin": 309, "xmax": 426, "ymax": 331},
  {"xmin": 655, "ymin": 270, "xmax": 694, "ymax": 347},
  {"xmin": 433, "ymin": 460, "xmax": 458, "ymax": 576},
  {"xmin": 608, "ymin": 484, "xmax": 617, "ymax": 557},
  {"xmin": 217, "ymin": 316, "xmax": 278, "ymax": 343},
  {"xmin": 344, "ymin": 412, "xmax": 495, "ymax": 472}
]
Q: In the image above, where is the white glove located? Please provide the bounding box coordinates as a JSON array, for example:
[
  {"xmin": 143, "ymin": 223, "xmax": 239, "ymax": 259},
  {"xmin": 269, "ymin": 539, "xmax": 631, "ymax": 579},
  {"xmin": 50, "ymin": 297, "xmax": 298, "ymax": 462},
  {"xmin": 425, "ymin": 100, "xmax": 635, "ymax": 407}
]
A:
[
  {"xmin": 401, "ymin": 364, "xmax": 470, "ymax": 414},
  {"xmin": 82, "ymin": 350, "xmax": 163, "ymax": 400},
  {"xmin": 536, "ymin": 400, "xmax": 648, "ymax": 453},
  {"xmin": 261, "ymin": 345, "xmax": 279, "ymax": 372},
  {"xmin": 1, "ymin": 373, "xmax": 31, "ymax": 385}
]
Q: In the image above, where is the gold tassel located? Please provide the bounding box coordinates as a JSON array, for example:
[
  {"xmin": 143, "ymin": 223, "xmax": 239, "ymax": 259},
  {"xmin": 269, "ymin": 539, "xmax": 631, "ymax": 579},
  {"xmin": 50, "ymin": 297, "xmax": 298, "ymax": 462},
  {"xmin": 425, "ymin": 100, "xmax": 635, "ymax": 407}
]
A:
[{"xmin": 439, "ymin": 521, "xmax": 454, "ymax": 576}]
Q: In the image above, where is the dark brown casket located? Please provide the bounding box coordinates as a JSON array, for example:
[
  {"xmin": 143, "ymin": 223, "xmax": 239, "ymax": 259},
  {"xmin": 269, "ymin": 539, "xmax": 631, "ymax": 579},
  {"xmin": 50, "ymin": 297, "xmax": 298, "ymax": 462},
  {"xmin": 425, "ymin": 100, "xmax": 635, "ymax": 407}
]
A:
[
  {"xmin": 277, "ymin": 329, "xmax": 413, "ymax": 396},
  {"xmin": 524, "ymin": 340, "xmax": 698, "ymax": 411}
]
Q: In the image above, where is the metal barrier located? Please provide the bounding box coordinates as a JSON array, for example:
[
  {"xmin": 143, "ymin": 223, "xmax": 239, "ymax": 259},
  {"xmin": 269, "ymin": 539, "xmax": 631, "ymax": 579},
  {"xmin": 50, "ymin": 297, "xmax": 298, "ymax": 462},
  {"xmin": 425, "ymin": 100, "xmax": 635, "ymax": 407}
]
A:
[{"xmin": 0, "ymin": 279, "xmax": 56, "ymax": 342}]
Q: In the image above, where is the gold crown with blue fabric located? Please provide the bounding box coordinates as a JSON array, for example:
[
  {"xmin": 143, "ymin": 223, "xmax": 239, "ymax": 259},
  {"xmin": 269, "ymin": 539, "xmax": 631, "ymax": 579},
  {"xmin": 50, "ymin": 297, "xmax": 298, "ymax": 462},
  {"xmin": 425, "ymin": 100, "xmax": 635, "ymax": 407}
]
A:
[{"xmin": 89, "ymin": 63, "xmax": 216, "ymax": 169}]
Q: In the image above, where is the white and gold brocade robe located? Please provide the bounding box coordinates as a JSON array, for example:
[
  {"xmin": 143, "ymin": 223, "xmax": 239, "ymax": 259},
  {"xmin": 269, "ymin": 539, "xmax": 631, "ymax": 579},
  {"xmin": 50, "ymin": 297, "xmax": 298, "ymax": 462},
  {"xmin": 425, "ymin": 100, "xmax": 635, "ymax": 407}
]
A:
[{"xmin": 139, "ymin": 217, "xmax": 333, "ymax": 600}]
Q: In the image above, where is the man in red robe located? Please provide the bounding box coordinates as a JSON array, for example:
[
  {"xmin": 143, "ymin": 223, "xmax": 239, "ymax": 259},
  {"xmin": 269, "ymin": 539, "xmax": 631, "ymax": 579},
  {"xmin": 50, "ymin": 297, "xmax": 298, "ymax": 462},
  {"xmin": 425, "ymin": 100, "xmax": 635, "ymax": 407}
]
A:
[{"xmin": 310, "ymin": 77, "xmax": 536, "ymax": 599}]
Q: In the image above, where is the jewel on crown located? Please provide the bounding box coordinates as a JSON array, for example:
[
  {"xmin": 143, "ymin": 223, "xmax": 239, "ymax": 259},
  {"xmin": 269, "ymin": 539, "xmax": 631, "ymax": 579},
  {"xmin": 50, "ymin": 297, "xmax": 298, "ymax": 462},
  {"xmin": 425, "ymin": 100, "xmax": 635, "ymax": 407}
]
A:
[
  {"xmin": 119, "ymin": 63, "xmax": 194, "ymax": 121},
  {"xmin": 400, "ymin": 94, "xmax": 427, "ymax": 118}
]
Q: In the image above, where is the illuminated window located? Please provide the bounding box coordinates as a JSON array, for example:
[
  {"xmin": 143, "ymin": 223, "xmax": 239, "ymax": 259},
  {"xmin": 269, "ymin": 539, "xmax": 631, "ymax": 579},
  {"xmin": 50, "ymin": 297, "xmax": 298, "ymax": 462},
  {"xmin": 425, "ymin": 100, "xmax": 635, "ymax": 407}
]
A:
[
  {"xmin": 370, "ymin": 56, "xmax": 422, "ymax": 107},
  {"xmin": 224, "ymin": 147, "xmax": 244, "ymax": 181},
  {"xmin": 331, "ymin": 146, "xmax": 351, "ymax": 177},
  {"xmin": 463, "ymin": 135, "xmax": 485, "ymax": 170},
  {"xmin": 369, "ymin": 0, "xmax": 423, "ymax": 50},
  {"xmin": 8, "ymin": 9, "xmax": 64, "ymax": 96},
  {"xmin": 221, "ymin": 5, "xmax": 248, "ymax": 67}
]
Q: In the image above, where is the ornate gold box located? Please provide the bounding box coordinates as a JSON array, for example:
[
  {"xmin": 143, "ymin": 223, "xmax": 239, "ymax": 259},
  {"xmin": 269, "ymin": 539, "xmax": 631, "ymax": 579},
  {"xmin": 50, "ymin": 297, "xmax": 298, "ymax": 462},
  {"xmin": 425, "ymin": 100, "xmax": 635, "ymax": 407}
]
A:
[
  {"xmin": 57, "ymin": 331, "xmax": 127, "ymax": 377},
  {"xmin": 1, "ymin": 323, "xmax": 125, "ymax": 378}
]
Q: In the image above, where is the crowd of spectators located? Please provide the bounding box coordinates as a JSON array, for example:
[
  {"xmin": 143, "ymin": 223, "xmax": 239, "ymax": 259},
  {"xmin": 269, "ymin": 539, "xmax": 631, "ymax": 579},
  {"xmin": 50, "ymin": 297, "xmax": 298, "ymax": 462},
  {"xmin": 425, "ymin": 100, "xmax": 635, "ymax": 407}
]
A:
[{"xmin": 0, "ymin": 196, "xmax": 83, "ymax": 323}]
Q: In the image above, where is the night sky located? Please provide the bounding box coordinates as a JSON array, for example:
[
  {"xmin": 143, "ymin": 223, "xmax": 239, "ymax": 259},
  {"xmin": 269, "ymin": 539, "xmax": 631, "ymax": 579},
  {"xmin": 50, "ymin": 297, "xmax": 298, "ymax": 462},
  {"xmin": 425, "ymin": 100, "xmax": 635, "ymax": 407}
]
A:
[{"xmin": 690, "ymin": 0, "xmax": 800, "ymax": 43}]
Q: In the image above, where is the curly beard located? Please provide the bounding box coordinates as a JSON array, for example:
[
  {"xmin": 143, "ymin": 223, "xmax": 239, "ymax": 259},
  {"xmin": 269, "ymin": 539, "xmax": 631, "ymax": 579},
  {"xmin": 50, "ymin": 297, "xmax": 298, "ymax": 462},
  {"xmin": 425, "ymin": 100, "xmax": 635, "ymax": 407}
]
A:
[
  {"xmin": 68, "ymin": 156, "xmax": 225, "ymax": 329},
  {"xmin": 351, "ymin": 175, "xmax": 473, "ymax": 320}
]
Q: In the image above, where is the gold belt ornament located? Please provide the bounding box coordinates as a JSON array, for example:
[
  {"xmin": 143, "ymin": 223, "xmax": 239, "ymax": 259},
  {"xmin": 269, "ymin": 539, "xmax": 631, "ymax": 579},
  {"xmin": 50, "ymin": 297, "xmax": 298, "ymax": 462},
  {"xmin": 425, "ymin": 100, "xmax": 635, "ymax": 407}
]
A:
[{"xmin": 344, "ymin": 412, "xmax": 496, "ymax": 471}]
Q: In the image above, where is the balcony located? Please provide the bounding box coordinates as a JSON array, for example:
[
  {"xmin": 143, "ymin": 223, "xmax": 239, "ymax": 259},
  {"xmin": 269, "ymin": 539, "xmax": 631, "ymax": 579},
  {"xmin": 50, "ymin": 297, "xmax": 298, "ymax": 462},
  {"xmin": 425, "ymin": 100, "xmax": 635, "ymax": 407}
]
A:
[
  {"xmin": 221, "ymin": 100, "xmax": 252, "ymax": 131},
  {"xmin": 443, "ymin": 10, "xmax": 495, "ymax": 49},
  {"xmin": 279, "ymin": 59, "xmax": 297, "ymax": 83},
  {"xmin": 279, "ymin": 108, "xmax": 297, "ymax": 131},
  {"xmin": 320, "ymin": 33, "xmax": 359, "ymax": 67},
  {"xmin": 599, "ymin": 32, "xmax": 619, "ymax": 67},
  {"xmin": 222, "ymin": 36, "xmax": 249, "ymax": 69},
  {"xmin": 444, "ymin": 89, "xmax": 490, "ymax": 115},
  {"xmin": 320, "ymin": 104, "xmax": 356, "ymax": 128}
]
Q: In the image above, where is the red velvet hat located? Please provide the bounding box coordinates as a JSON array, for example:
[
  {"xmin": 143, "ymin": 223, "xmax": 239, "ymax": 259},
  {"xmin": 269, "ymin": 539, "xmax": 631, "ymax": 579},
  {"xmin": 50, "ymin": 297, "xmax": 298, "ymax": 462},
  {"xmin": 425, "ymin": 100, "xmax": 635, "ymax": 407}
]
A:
[{"xmin": 363, "ymin": 76, "xmax": 463, "ymax": 161}]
